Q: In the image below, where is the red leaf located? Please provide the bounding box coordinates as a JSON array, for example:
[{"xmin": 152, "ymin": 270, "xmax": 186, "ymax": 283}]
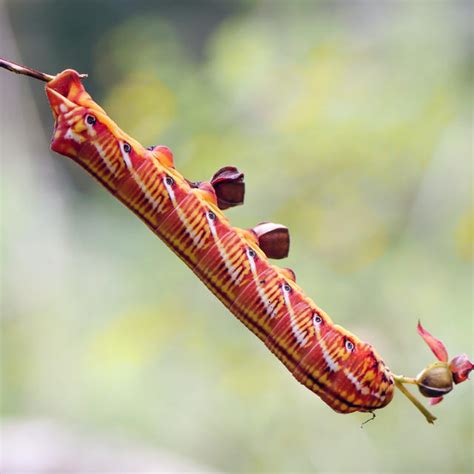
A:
[
  {"xmin": 429, "ymin": 396, "xmax": 444, "ymax": 406},
  {"xmin": 449, "ymin": 354, "xmax": 474, "ymax": 384},
  {"xmin": 417, "ymin": 321, "xmax": 449, "ymax": 362}
]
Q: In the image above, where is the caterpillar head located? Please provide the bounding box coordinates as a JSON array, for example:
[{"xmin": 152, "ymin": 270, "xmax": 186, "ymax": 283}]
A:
[{"xmin": 45, "ymin": 69, "xmax": 147, "ymax": 185}]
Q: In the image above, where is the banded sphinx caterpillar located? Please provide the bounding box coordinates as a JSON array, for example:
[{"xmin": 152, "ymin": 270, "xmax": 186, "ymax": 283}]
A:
[{"xmin": 2, "ymin": 59, "xmax": 471, "ymax": 424}]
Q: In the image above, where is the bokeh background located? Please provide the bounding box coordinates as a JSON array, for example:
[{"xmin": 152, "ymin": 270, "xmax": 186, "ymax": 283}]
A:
[{"xmin": 1, "ymin": 0, "xmax": 473, "ymax": 472}]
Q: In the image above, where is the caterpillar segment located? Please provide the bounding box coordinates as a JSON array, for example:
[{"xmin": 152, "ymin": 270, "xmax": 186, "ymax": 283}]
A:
[{"xmin": 45, "ymin": 69, "xmax": 395, "ymax": 415}]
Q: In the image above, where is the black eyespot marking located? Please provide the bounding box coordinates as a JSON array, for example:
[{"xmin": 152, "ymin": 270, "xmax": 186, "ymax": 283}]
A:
[
  {"xmin": 85, "ymin": 114, "xmax": 96, "ymax": 125},
  {"xmin": 313, "ymin": 313, "xmax": 323, "ymax": 325},
  {"xmin": 165, "ymin": 176, "xmax": 174, "ymax": 186},
  {"xmin": 345, "ymin": 339, "xmax": 355, "ymax": 352},
  {"xmin": 208, "ymin": 210, "xmax": 216, "ymax": 220},
  {"xmin": 123, "ymin": 142, "xmax": 131, "ymax": 153},
  {"xmin": 248, "ymin": 249, "xmax": 256, "ymax": 258},
  {"xmin": 283, "ymin": 283, "xmax": 292, "ymax": 293}
]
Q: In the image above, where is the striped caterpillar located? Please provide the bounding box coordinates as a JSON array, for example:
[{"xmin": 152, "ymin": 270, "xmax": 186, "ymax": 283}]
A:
[
  {"xmin": 3, "ymin": 59, "xmax": 471, "ymax": 423},
  {"xmin": 45, "ymin": 69, "xmax": 394, "ymax": 415}
]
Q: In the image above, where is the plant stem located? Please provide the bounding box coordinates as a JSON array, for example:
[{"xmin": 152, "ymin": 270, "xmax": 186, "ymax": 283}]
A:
[
  {"xmin": 393, "ymin": 376, "xmax": 437, "ymax": 424},
  {"xmin": 393, "ymin": 375, "xmax": 418, "ymax": 385},
  {"xmin": 0, "ymin": 57, "xmax": 87, "ymax": 82}
]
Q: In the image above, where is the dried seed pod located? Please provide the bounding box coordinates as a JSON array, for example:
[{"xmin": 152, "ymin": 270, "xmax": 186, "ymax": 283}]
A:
[{"xmin": 416, "ymin": 362, "xmax": 453, "ymax": 398}]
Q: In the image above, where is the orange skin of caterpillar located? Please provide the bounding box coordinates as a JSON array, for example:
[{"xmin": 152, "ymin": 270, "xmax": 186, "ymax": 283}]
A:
[{"xmin": 46, "ymin": 69, "xmax": 394, "ymax": 414}]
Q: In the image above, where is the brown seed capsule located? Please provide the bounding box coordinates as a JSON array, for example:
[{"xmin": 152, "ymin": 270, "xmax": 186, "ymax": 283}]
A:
[{"xmin": 416, "ymin": 362, "xmax": 453, "ymax": 398}]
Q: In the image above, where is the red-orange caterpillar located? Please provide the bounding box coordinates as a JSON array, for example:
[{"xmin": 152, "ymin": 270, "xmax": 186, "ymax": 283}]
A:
[
  {"xmin": 5, "ymin": 59, "xmax": 471, "ymax": 423},
  {"xmin": 43, "ymin": 69, "xmax": 394, "ymax": 415}
]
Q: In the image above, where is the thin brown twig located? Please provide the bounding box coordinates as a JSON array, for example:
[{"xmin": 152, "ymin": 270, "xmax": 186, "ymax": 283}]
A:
[{"xmin": 0, "ymin": 57, "xmax": 87, "ymax": 82}]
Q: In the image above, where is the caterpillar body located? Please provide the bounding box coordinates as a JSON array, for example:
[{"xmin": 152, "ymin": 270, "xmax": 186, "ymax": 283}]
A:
[{"xmin": 45, "ymin": 69, "xmax": 394, "ymax": 415}]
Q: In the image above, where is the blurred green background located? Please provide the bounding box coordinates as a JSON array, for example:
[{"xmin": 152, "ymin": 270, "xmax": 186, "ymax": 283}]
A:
[{"xmin": 1, "ymin": 0, "xmax": 472, "ymax": 472}]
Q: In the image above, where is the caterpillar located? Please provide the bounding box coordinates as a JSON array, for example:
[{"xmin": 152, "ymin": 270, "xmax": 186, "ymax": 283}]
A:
[
  {"xmin": 4, "ymin": 58, "xmax": 471, "ymax": 423},
  {"xmin": 43, "ymin": 68, "xmax": 394, "ymax": 415}
]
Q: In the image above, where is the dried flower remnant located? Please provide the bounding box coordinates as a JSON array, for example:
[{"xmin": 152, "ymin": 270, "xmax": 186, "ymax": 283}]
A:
[
  {"xmin": 393, "ymin": 322, "xmax": 473, "ymax": 423},
  {"xmin": 449, "ymin": 354, "xmax": 474, "ymax": 384},
  {"xmin": 416, "ymin": 362, "xmax": 453, "ymax": 403},
  {"xmin": 416, "ymin": 321, "xmax": 473, "ymax": 404}
]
